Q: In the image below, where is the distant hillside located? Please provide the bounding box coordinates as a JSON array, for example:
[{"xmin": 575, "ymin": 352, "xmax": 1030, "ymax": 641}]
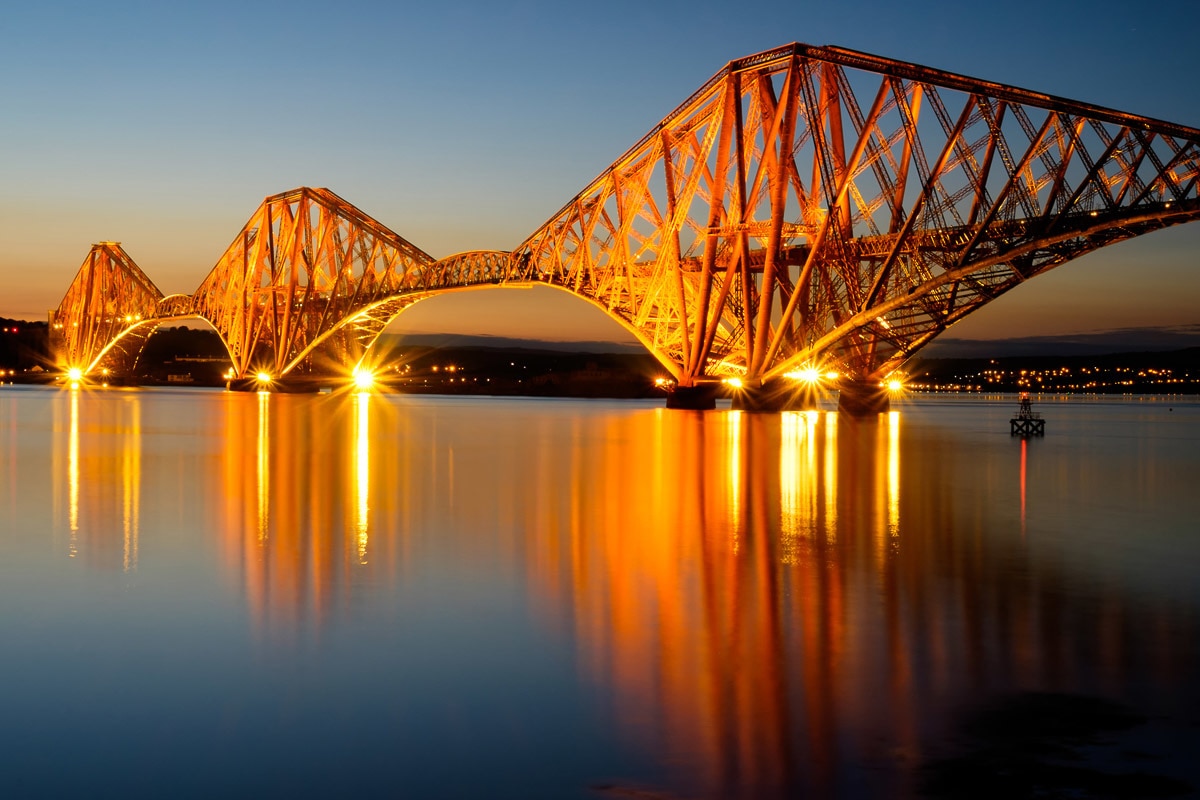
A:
[
  {"xmin": 375, "ymin": 332, "xmax": 647, "ymax": 354},
  {"xmin": 0, "ymin": 317, "xmax": 49, "ymax": 371},
  {"xmin": 923, "ymin": 325, "xmax": 1200, "ymax": 358},
  {"xmin": 121, "ymin": 327, "xmax": 664, "ymax": 396},
  {"xmin": 370, "ymin": 340, "xmax": 663, "ymax": 397},
  {"xmin": 14, "ymin": 320, "xmax": 1199, "ymax": 394}
]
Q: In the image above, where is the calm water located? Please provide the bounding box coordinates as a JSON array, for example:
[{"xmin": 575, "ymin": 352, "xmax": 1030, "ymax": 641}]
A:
[{"xmin": 1, "ymin": 386, "xmax": 1198, "ymax": 798}]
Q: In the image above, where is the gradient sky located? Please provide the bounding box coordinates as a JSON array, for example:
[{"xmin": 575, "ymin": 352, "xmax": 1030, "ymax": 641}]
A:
[{"xmin": 2, "ymin": 0, "xmax": 1198, "ymax": 343}]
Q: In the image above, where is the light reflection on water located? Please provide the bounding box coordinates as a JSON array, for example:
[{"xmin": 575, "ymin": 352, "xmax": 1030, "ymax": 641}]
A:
[
  {"xmin": 1, "ymin": 387, "xmax": 1198, "ymax": 798},
  {"xmin": 356, "ymin": 391, "xmax": 370, "ymax": 564}
]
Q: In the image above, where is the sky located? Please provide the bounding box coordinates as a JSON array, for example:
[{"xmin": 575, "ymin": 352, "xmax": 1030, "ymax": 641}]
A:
[{"xmin": 2, "ymin": 0, "xmax": 1198, "ymax": 345}]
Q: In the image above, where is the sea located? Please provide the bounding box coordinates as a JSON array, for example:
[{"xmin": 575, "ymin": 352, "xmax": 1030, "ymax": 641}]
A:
[{"xmin": 1, "ymin": 385, "xmax": 1198, "ymax": 798}]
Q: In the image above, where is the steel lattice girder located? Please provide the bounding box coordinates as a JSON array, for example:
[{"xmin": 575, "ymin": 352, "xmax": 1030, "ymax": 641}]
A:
[
  {"xmin": 48, "ymin": 43, "xmax": 1200, "ymax": 385},
  {"xmin": 510, "ymin": 43, "xmax": 1200, "ymax": 384},
  {"xmin": 50, "ymin": 243, "xmax": 164, "ymax": 374},
  {"xmin": 190, "ymin": 187, "xmax": 439, "ymax": 378}
]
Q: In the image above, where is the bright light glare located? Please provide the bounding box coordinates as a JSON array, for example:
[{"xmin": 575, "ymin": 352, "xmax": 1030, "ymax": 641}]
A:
[
  {"xmin": 786, "ymin": 366, "xmax": 838, "ymax": 383},
  {"xmin": 255, "ymin": 372, "xmax": 272, "ymax": 384},
  {"xmin": 67, "ymin": 367, "xmax": 84, "ymax": 382},
  {"xmin": 887, "ymin": 379, "xmax": 904, "ymax": 392},
  {"xmin": 723, "ymin": 377, "xmax": 744, "ymax": 389},
  {"xmin": 353, "ymin": 368, "xmax": 375, "ymax": 390}
]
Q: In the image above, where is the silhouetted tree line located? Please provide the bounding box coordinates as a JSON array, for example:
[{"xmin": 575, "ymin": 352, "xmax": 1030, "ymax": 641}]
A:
[{"xmin": 0, "ymin": 318, "xmax": 49, "ymax": 371}]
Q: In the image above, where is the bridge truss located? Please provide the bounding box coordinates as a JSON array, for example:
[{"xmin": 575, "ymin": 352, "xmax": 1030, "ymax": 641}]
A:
[
  {"xmin": 511, "ymin": 43, "xmax": 1200, "ymax": 393},
  {"xmin": 49, "ymin": 44, "xmax": 1200, "ymax": 403},
  {"xmin": 49, "ymin": 242, "xmax": 164, "ymax": 377},
  {"xmin": 189, "ymin": 187, "xmax": 438, "ymax": 378}
]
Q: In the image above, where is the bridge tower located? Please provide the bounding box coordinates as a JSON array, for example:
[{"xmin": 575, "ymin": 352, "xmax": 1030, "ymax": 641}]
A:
[
  {"xmin": 511, "ymin": 44, "xmax": 1200, "ymax": 411},
  {"xmin": 190, "ymin": 187, "xmax": 438, "ymax": 383},
  {"xmin": 49, "ymin": 242, "xmax": 164, "ymax": 378}
]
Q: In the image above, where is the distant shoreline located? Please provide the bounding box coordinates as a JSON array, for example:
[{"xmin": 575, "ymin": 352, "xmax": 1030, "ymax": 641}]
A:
[{"xmin": 5, "ymin": 319, "xmax": 1198, "ymax": 395}]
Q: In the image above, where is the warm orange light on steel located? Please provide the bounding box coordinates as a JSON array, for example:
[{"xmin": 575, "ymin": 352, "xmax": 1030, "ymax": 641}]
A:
[
  {"xmin": 190, "ymin": 188, "xmax": 440, "ymax": 379},
  {"xmin": 48, "ymin": 44, "xmax": 1200, "ymax": 387},
  {"xmin": 511, "ymin": 43, "xmax": 1200, "ymax": 386},
  {"xmin": 49, "ymin": 242, "xmax": 164, "ymax": 375}
]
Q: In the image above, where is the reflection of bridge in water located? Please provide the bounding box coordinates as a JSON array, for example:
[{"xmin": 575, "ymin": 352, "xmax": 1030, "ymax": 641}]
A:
[
  {"xmin": 50, "ymin": 43, "xmax": 1200, "ymax": 412},
  {"xmin": 46, "ymin": 393, "xmax": 1199, "ymax": 796}
]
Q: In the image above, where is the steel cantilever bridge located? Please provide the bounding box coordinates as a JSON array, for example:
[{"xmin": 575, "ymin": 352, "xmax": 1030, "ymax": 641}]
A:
[{"xmin": 51, "ymin": 43, "xmax": 1200, "ymax": 411}]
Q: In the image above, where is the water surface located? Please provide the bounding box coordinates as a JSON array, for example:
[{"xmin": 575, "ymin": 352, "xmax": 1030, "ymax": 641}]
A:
[{"xmin": 2, "ymin": 387, "xmax": 1198, "ymax": 798}]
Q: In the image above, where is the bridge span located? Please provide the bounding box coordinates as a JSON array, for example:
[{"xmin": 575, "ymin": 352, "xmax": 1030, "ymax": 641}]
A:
[{"xmin": 50, "ymin": 43, "xmax": 1200, "ymax": 412}]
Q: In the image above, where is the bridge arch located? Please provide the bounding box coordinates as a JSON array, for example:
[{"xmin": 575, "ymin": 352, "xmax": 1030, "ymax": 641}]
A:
[
  {"xmin": 50, "ymin": 242, "xmax": 164, "ymax": 376},
  {"xmin": 765, "ymin": 202, "xmax": 1200, "ymax": 382},
  {"xmin": 345, "ymin": 280, "xmax": 674, "ymax": 378},
  {"xmin": 510, "ymin": 43, "xmax": 1200, "ymax": 399},
  {"xmin": 48, "ymin": 43, "xmax": 1200, "ymax": 408}
]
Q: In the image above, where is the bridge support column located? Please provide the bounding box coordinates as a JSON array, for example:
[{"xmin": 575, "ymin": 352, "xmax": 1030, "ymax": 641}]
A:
[
  {"xmin": 837, "ymin": 378, "xmax": 889, "ymax": 416},
  {"xmin": 226, "ymin": 377, "xmax": 263, "ymax": 392},
  {"xmin": 731, "ymin": 380, "xmax": 820, "ymax": 412},
  {"xmin": 227, "ymin": 376, "xmax": 324, "ymax": 393},
  {"xmin": 665, "ymin": 384, "xmax": 720, "ymax": 410}
]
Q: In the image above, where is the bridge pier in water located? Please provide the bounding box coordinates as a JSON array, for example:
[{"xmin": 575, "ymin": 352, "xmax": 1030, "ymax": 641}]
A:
[
  {"xmin": 665, "ymin": 379, "xmax": 888, "ymax": 414},
  {"xmin": 731, "ymin": 380, "xmax": 821, "ymax": 413},
  {"xmin": 836, "ymin": 379, "xmax": 890, "ymax": 416},
  {"xmin": 226, "ymin": 376, "xmax": 326, "ymax": 393},
  {"xmin": 665, "ymin": 384, "xmax": 721, "ymax": 410}
]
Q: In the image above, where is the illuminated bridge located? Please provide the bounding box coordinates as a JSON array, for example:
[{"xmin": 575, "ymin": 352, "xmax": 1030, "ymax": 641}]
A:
[{"xmin": 50, "ymin": 43, "xmax": 1200, "ymax": 412}]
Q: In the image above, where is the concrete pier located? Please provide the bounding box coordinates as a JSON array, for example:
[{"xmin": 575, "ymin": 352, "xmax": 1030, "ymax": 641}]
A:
[
  {"xmin": 226, "ymin": 376, "xmax": 324, "ymax": 393},
  {"xmin": 730, "ymin": 380, "xmax": 821, "ymax": 412},
  {"xmin": 837, "ymin": 378, "xmax": 889, "ymax": 415},
  {"xmin": 665, "ymin": 384, "xmax": 720, "ymax": 410}
]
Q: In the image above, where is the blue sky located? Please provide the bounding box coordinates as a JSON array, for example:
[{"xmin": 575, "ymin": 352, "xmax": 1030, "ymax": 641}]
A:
[{"xmin": 2, "ymin": 0, "xmax": 1198, "ymax": 343}]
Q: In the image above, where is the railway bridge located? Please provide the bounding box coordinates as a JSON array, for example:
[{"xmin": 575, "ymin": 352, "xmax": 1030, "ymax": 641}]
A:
[{"xmin": 50, "ymin": 43, "xmax": 1200, "ymax": 412}]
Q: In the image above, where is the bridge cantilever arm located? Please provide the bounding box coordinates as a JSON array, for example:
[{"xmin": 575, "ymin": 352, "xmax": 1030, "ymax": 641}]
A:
[
  {"xmin": 860, "ymin": 96, "xmax": 978, "ymax": 314},
  {"xmin": 818, "ymin": 45, "xmax": 1200, "ymax": 142},
  {"xmin": 768, "ymin": 201, "xmax": 1200, "ymax": 381}
]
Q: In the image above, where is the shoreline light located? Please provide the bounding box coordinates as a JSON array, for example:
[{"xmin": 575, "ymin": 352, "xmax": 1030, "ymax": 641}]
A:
[{"xmin": 353, "ymin": 367, "xmax": 376, "ymax": 390}]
